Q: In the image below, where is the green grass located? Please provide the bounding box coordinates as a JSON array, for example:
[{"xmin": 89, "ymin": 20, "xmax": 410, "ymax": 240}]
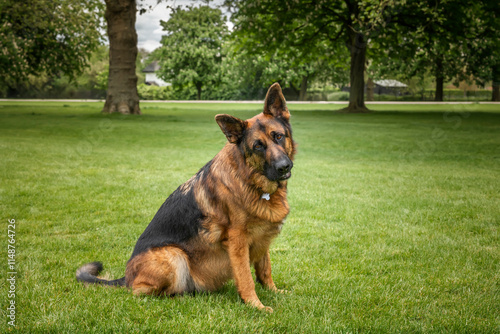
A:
[{"xmin": 1, "ymin": 101, "xmax": 499, "ymax": 333}]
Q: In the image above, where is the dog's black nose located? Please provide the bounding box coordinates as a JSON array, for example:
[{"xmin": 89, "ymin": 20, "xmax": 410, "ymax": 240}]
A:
[{"xmin": 275, "ymin": 158, "xmax": 292, "ymax": 175}]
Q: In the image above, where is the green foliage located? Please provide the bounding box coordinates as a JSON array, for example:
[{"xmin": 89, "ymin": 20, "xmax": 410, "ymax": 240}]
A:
[
  {"xmin": 137, "ymin": 84, "xmax": 175, "ymax": 100},
  {"xmin": 228, "ymin": 0, "xmax": 352, "ymax": 100},
  {"xmin": 425, "ymin": 89, "xmax": 492, "ymax": 101},
  {"xmin": 0, "ymin": 0, "xmax": 104, "ymax": 89},
  {"xmin": 1, "ymin": 102, "xmax": 499, "ymax": 332},
  {"xmin": 462, "ymin": 0, "xmax": 500, "ymax": 86},
  {"xmin": 1, "ymin": 1, "xmax": 497, "ymax": 101},
  {"xmin": 1, "ymin": 46, "xmax": 109, "ymax": 99},
  {"xmin": 370, "ymin": 0, "xmax": 500, "ymax": 93},
  {"xmin": 156, "ymin": 5, "xmax": 228, "ymax": 99},
  {"xmin": 328, "ymin": 92, "xmax": 350, "ymax": 101}
]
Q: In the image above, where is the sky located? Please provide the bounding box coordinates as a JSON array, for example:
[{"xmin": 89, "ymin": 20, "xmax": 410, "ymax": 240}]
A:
[{"xmin": 135, "ymin": 0, "xmax": 229, "ymax": 52}]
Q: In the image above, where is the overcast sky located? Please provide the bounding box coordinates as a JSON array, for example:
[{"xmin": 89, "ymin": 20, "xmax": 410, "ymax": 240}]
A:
[{"xmin": 135, "ymin": 0, "xmax": 229, "ymax": 52}]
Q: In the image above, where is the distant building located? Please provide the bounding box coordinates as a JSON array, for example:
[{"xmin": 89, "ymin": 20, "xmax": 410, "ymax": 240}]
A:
[
  {"xmin": 142, "ymin": 61, "xmax": 170, "ymax": 87},
  {"xmin": 373, "ymin": 79, "xmax": 407, "ymax": 95},
  {"xmin": 342, "ymin": 79, "xmax": 408, "ymax": 95}
]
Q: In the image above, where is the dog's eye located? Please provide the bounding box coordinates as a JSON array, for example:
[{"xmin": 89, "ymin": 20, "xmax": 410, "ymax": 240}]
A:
[
  {"xmin": 275, "ymin": 133, "xmax": 284, "ymax": 141},
  {"xmin": 254, "ymin": 142, "xmax": 265, "ymax": 151}
]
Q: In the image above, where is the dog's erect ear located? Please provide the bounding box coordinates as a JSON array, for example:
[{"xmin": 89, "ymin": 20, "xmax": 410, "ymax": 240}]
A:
[
  {"xmin": 263, "ymin": 83, "xmax": 290, "ymax": 121},
  {"xmin": 215, "ymin": 114, "xmax": 246, "ymax": 144}
]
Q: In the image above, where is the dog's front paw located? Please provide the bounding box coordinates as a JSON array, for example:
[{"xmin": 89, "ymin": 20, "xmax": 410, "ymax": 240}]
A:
[
  {"xmin": 263, "ymin": 306, "xmax": 274, "ymax": 313},
  {"xmin": 268, "ymin": 285, "xmax": 289, "ymax": 294},
  {"xmin": 249, "ymin": 299, "xmax": 273, "ymax": 313},
  {"xmin": 275, "ymin": 288, "xmax": 289, "ymax": 294}
]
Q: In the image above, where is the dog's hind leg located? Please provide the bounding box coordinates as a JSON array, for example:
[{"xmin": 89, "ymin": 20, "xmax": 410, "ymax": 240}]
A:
[{"xmin": 125, "ymin": 246, "xmax": 195, "ymax": 296}]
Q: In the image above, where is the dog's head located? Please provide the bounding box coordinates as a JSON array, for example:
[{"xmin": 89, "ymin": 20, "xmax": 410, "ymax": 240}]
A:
[{"xmin": 216, "ymin": 83, "xmax": 296, "ymax": 184}]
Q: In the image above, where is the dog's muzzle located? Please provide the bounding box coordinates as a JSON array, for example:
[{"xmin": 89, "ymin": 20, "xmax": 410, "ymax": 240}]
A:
[{"xmin": 268, "ymin": 157, "xmax": 293, "ymax": 181}]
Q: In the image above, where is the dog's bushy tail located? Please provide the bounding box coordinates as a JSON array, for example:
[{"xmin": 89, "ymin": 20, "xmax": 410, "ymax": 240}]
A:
[{"xmin": 76, "ymin": 262, "xmax": 125, "ymax": 286}]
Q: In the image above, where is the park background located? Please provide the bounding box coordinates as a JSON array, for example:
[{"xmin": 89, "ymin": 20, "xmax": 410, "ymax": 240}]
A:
[
  {"xmin": 1, "ymin": 0, "xmax": 499, "ymax": 105},
  {"xmin": 1, "ymin": 0, "xmax": 499, "ymax": 333}
]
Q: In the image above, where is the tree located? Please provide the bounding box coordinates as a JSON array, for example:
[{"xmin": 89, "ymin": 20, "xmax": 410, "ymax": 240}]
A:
[
  {"xmin": 463, "ymin": 0, "xmax": 500, "ymax": 101},
  {"xmin": 102, "ymin": 0, "xmax": 141, "ymax": 114},
  {"xmin": 0, "ymin": 0, "xmax": 104, "ymax": 93},
  {"xmin": 155, "ymin": 5, "xmax": 228, "ymax": 100},
  {"xmin": 493, "ymin": 65, "xmax": 500, "ymax": 102},
  {"xmin": 371, "ymin": 0, "xmax": 500, "ymax": 101},
  {"xmin": 227, "ymin": 0, "xmax": 397, "ymax": 112},
  {"xmin": 369, "ymin": 1, "xmax": 445, "ymax": 100},
  {"xmin": 400, "ymin": 0, "xmax": 479, "ymax": 101},
  {"xmin": 229, "ymin": 26, "xmax": 346, "ymax": 101}
]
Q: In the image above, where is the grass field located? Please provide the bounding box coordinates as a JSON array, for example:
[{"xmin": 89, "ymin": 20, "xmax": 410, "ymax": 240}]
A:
[{"xmin": 1, "ymin": 101, "xmax": 499, "ymax": 333}]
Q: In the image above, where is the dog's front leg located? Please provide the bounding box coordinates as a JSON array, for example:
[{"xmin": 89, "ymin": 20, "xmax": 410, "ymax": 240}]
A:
[
  {"xmin": 255, "ymin": 250, "xmax": 288, "ymax": 294},
  {"xmin": 255, "ymin": 249, "xmax": 277, "ymax": 291},
  {"xmin": 227, "ymin": 228, "xmax": 272, "ymax": 312}
]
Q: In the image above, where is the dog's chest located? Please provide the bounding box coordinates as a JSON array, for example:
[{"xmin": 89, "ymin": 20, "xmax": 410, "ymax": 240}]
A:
[
  {"xmin": 245, "ymin": 217, "xmax": 284, "ymax": 243},
  {"xmin": 248, "ymin": 191, "xmax": 290, "ymax": 223}
]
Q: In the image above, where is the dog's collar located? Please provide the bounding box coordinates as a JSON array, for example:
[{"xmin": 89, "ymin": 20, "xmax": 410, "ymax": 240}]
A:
[{"xmin": 261, "ymin": 193, "xmax": 270, "ymax": 201}]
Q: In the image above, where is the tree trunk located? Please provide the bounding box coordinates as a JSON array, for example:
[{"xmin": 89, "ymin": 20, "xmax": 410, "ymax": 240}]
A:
[
  {"xmin": 492, "ymin": 65, "xmax": 500, "ymax": 102},
  {"xmin": 102, "ymin": 0, "xmax": 141, "ymax": 114},
  {"xmin": 196, "ymin": 82, "xmax": 202, "ymax": 100},
  {"xmin": 434, "ymin": 56, "xmax": 444, "ymax": 102},
  {"xmin": 366, "ymin": 77, "xmax": 374, "ymax": 101},
  {"xmin": 341, "ymin": 31, "xmax": 369, "ymax": 113},
  {"xmin": 299, "ymin": 76, "xmax": 308, "ymax": 101}
]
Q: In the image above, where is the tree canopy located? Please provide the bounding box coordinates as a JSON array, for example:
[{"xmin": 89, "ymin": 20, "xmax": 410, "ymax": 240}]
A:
[
  {"xmin": 369, "ymin": 0, "xmax": 500, "ymax": 101},
  {"xmin": 156, "ymin": 5, "xmax": 228, "ymax": 100},
  {"xmin": 1, "ymin": 0, "xmax": 498, "ymax": 102},
  {"xmin": 0, "ymin": 0, "xmax": 104, "ymax": 89},
  {"xmin": 227, "ymin": 0, "xmax": 403, "ymax": 111}
]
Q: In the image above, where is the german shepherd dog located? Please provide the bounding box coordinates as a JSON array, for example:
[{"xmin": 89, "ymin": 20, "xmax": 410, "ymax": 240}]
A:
[{"xmin": 76, "ymin": 83, "xmax": 296, "ymax": 312}]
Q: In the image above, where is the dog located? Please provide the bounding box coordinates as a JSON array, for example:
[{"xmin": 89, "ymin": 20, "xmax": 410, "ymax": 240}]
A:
[{"xmin": 76, "ymin": 83, "xmax": 296, "ymax": 312}]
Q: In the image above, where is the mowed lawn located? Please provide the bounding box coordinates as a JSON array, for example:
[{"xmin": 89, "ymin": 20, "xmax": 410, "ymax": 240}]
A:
[{"xmin": 0, "ymin": 101, "xmax": 499, "ymax": 333}]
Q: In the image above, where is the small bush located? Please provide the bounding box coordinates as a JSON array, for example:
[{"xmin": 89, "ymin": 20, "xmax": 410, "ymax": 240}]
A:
[
  {"xmin": 137, "ymin": 84, "xmax": 174, "ymax": 100},
  {"xmin": 327, "ymin": 92, "xmax": 349, "ymax": 101}
]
